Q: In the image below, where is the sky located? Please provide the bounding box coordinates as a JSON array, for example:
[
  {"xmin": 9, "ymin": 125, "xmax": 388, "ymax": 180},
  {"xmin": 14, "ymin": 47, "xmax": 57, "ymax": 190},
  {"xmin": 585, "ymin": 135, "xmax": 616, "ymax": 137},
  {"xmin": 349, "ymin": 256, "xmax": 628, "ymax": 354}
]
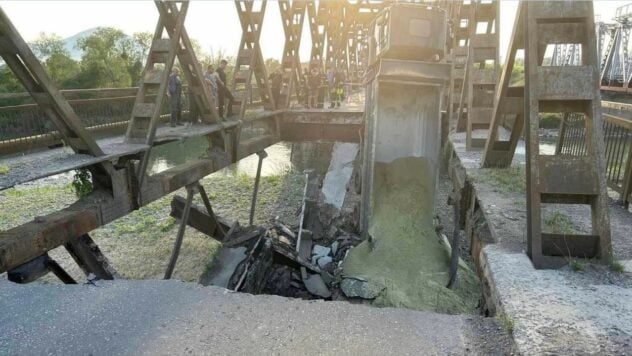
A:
[{"xmin": 0, "ymin": 0, "xmax": 630, "ymax": 61}]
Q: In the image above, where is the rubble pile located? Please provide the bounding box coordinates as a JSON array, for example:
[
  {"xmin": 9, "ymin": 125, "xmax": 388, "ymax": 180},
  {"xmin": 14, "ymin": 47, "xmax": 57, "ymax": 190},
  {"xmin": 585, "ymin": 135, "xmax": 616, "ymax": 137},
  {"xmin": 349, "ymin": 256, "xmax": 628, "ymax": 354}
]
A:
[{"xmin": 199, "ymin": 145, "xmax": 481, "ymax": 315}]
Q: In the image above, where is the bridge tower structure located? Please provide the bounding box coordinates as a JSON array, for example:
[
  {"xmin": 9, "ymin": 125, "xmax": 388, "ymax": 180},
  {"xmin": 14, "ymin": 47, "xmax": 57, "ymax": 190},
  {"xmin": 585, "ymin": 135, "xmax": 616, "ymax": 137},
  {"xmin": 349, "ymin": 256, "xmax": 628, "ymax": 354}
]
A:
[{"xmin": 481, "ymin": 1, "xmax": 612, "ymax": 268}]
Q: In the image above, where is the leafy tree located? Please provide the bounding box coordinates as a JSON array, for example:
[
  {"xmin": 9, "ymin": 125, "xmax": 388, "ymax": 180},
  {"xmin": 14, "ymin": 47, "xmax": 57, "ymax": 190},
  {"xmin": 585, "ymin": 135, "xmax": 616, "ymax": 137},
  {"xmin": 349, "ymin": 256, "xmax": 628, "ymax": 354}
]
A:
[
  {"xmin": 76, "ymin": 27, "xmax": 133, "ymax": 88},
  {"xmin": 32, "ymin": 32, "xmax": 80, "ymax": 87},
  {"xmin": 0, "ymin": 67, "xmax": 25, "ymax": 106},
  {"xmin": 120, "ymin": 31, "xmax": 153, "ymax": 86},
  {"xmin": 32, "ymin": 32, "xmax": 66, "ymax": 59},
  {"xmin": 265, "ymin": 58, "xmax": 281, "ymax": 74}
]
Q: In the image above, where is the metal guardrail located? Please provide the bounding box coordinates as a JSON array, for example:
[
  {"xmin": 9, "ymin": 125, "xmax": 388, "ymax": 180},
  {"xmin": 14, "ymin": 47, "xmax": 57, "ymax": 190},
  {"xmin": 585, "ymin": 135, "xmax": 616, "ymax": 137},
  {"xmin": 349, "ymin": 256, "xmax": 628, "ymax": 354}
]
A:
[
  {"xmin": 0, "ymin": 86, "xmax": 269, "ymax": 156},
  {"xmin": 556, "ymin": 102, "xmax": 632, "ymax": 207}
]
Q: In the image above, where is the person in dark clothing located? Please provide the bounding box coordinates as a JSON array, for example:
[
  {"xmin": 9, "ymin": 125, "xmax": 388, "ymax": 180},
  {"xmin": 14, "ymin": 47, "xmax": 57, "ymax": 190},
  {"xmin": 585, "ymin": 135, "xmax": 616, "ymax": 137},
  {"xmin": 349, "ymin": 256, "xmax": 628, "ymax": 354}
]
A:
[
  {"xmin": 216, "ymin": 59, "xmax": 234, "ymax": 118},
  {"xmin": 307, "ymin": 67, "xmax": 321, "ymax": 109},
  {"xmin": 270, "ymin": 69, "xmax": 283, "ymax": 108},
  {"xmin": 301, "ymin": 68, "xmax": 309, "ymax": 107},
  {"xmin": 167, "ymin": 67, "xmax": 182, "ymax": 127}
]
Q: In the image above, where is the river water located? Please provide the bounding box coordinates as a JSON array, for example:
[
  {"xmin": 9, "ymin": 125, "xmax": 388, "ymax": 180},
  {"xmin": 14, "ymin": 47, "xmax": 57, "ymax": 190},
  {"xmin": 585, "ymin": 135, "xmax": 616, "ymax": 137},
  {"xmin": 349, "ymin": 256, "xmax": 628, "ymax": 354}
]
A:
[{"xmin": 148, "ymin": 138, "xmax": 337, "ymax": 177}]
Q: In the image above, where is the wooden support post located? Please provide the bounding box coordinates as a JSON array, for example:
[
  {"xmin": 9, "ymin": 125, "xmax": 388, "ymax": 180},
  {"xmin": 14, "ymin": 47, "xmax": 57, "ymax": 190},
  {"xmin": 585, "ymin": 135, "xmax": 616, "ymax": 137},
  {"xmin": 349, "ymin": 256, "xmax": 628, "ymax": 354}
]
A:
[
  {"xmin": 164, "ymin": 183, "xmax": 196, "ymax": 279},
  {"xmin": 232, "ymin": 0, "xmax": 276, "ymax": 117},
  {"xmin": 8, "ymin": 253, "xmax": 76, "ymax": 284},
  {"xmin": 462, "ymin": 0, "xmax": 500, "ymax": 150},
  {"xmin": 170, "ymin": 195, "xmax": 231, "ymax": 241},
  {"xmin": 278, "ymin": 0, "xmax": 306, "ymax": 109},
  {"xmin": 64, "ymin": 233, "xmax": 117, "ymax": 280},
  {"xmin": 249, "ymin": 150, "xmax": 268, "ymax": 226},
  {"xmin": 197, "ymin": 183, "xmax": 227, "ymax": 239},
  {"xmin": 125, "ymin": 1, "xmax": 189, "ymax": 189},
  {"xmin": 448, "ymin": 1, "xmax": 472, "ymax": 132},
  {"xmin": 45, "ymin": 256, "xmax": 77, "ymax": 284}
]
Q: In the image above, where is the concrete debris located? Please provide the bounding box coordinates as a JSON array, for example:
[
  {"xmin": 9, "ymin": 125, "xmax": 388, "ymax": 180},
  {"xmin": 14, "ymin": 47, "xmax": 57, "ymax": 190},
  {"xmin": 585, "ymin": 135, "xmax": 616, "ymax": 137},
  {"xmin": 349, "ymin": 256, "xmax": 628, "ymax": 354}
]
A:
[
  {"xmin": 312, "ymin": 245, "xmax": 331, "ymax": 257},
  {"xmin": 202, "ymin": 247, "xmax": 248, "ymax": 288},
  {"xmin": 302, "ymin": 269, "xmax": 332, "ymax": 298},
  {"xmin": 316, "ymin": 256, "xmax": 333, "ymax": 269},
  {"xmin": 331, "ymin": 241, "xmax": 339, "ymax": 256},
  {"xmin": 199, "ymin": 144, "xmax": 366, "ymax": 302},
  {"xmin": 340, "ymin": 277, "xmax": 385, "ymax": 299},
  {"xmin": 322, "ymin": 143, "xmax": 359, "ymax": 209}
]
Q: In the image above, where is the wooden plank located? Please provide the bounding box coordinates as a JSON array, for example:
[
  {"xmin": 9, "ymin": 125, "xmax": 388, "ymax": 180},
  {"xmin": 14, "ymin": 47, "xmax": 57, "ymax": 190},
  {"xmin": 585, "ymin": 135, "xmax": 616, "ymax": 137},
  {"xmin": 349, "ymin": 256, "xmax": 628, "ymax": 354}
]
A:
[
  {"xmin": 64, "ymin": 234, "xmax": 117, "ymax": 280},
  {"xmin": 0, "ymin": 209, "xmax": 100, "ymax": 272},
  {"xmin": 170, "ymin": 195, "xmax": 231, "ymax": 242}
]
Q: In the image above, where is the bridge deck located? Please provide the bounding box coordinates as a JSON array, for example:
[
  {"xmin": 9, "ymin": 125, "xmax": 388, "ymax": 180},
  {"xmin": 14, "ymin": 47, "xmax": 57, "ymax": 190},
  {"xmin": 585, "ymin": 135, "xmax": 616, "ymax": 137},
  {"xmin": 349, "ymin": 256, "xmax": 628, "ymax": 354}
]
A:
[
  {"xmin": 0, "ymin": 106, "xmax": 366, "ymax": 191},
  {"xmin": 0, "ymin": 279, "xmax": 513, "ymax": 355},
  {"xmin": 0, "ymin": 121, "xmax": 239, "ymax": 191}
]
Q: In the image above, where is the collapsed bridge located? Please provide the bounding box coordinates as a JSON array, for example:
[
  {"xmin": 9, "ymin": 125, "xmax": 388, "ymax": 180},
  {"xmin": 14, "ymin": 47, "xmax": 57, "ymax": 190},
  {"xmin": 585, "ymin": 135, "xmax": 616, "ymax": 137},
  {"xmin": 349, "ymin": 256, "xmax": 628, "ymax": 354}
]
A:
[{"xmin": 1, "ymin": 1, "xmax": 632, "ymax": 354}]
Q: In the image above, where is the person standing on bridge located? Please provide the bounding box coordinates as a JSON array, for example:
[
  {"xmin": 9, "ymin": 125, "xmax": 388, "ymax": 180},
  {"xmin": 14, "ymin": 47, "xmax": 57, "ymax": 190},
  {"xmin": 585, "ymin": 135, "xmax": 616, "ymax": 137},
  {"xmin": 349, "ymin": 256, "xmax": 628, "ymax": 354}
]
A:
[
  {"xmin": 331, "ymin": 69, "xmax": 345, "ymax": 109},
  {"xmin": 270, "ymin": 69, "xmax": 282, "ymax": 108},
  {"xmin": 307, "ymin": 66, "xmax": 321, "ymax": 109},
  {"xmin": 216, "ymin": 59, "xmax": 234, "ymax": 119},
  {"xmin": 204, "ymin": 64, "xmax": 219, "ymax": 104},
  {"xmin": 167, "ymin": 67, "xmax": 182, "ymax": 127}
]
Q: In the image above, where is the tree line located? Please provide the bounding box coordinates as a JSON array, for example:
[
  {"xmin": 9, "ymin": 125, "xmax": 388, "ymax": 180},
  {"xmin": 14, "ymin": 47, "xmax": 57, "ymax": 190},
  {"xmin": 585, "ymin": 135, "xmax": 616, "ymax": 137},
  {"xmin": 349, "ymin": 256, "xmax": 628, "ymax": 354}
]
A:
[{"xmin": 0, "ymin": 27, "xmax": 278, "ymax": 106}]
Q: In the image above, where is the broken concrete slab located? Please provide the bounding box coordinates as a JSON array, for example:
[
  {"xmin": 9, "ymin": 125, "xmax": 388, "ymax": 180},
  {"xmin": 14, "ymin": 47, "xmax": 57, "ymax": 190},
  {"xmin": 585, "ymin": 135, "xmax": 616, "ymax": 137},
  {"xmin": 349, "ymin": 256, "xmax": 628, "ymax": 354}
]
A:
[
  {"xmin": 302, "ymin": 270, "xmax": 332, "ymax": 298},
  {"xmin": 322, "ymin": 143, "xmax": 359, "ymax": 210},
  {"xmin": 340, "ymin": 277, "xmax": 385, "ymax": 299},
  {"xmin": 312, "ymin": 245, "xmax": 331, "ymax": 257},
  {"xmin": 201, "ymin": 247, "xmax": 248, "ymax": 288}
]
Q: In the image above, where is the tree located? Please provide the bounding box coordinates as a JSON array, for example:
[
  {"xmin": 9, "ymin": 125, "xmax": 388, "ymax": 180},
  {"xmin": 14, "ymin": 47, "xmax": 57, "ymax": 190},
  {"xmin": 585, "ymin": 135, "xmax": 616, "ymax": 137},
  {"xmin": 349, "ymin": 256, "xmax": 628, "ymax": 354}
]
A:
[
  {"xmin": 32, "ymin": 32, "xmax": 66, "ymax": 59},
  {"xmin": 76, "ymin": 27, "xmax": 133, "ymax": 88},
  {"xmin": 265, "ymin": 58, "xmax": 281, "ymax": 74},
  {"xmin": 120, "ymin": 32, "xmax": 153, "ymax": 86},
  {"xmin": 31, "ymin": 32, "xmax": 79, "ymax": 88}
]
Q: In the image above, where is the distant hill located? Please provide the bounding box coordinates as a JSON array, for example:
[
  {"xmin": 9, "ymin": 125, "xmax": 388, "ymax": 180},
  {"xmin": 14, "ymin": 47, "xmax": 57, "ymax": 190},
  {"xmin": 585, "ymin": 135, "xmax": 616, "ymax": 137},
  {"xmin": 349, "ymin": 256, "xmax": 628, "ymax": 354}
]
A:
[{"xmin": 62, "ymin": 27, "xmax": 101, "ymax": 60}]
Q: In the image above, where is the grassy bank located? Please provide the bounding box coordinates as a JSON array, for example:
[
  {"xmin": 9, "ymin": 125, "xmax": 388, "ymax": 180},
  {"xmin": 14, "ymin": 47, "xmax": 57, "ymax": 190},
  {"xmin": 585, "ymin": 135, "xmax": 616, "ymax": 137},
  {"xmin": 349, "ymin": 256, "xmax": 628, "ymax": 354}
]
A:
[{"xmin": 0, "ymin": 169, "xmax": 305, "ymax": 283}]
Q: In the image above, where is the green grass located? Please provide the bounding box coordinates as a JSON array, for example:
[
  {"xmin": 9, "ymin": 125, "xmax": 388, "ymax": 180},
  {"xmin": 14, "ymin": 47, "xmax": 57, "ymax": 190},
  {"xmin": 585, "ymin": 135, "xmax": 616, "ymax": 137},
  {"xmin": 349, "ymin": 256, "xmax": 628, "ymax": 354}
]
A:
[
  {"xmin": 479, "ymin": 166, "xmax": 526, "ymax": 194},
  {"xmin": 544, "ymin": 211, "xmax": 579, "ymax": 235},
  {"xmin": 609, "ymin": 258, "xmax": 625, "ymax": 273},
  {"xmin": 496, "ymin": 311, "xmax": 515, "ymax": 333},
  {"xmin": 0, "ymin": 166, "xmax": 306, "ymax": 283},
  {"xmin": 0, "ymin": 165, "xmax": 9, "ymax": 175},
  {"xmin": 569, "ymin": 259, "xmax": 586, "ymax": 272}
]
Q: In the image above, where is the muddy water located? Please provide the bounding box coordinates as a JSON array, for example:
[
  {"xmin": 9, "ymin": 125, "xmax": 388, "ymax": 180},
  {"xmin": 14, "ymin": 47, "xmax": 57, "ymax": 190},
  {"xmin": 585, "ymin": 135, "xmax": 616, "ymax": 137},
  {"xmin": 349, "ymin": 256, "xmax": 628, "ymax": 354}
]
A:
[
  {"xmin": 148, "ymin": 136, "xmax": 293, "ymax": 176},
  {"xmin": 148, "ymin": 137, "xmax": 338, "ymax": 177}
]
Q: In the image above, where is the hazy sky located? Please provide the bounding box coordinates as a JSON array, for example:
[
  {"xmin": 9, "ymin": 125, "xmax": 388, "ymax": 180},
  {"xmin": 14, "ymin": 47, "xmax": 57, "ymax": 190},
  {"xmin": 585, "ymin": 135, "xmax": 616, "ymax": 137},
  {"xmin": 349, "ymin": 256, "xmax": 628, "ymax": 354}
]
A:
[{"xmin": 0, "ymin": 1, "xmax": 629, "ymax": 61}]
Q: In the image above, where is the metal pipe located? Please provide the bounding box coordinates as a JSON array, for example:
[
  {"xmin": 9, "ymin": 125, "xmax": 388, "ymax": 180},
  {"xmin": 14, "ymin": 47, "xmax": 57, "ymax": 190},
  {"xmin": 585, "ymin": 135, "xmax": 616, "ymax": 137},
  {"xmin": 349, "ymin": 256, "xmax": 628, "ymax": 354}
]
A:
[
  {"xmin": 249, "ymin": 150, "xmax": 267, "ymax": 226},
  {"xmin": 197, "ymin": 183, "xmax": 226, "ymax": 239},
  {"xmin": 164, "ymin": 184, "xmax": 196, "ymax": 279}
]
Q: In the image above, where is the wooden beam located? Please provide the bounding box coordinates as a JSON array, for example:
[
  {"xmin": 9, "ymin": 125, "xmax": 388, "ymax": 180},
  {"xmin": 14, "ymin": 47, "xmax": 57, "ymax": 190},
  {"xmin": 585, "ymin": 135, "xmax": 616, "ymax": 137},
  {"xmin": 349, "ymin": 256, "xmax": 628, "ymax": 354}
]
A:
[{"xmin": 170, "ymin": 196, "xmax": 231, "ymax": 242}]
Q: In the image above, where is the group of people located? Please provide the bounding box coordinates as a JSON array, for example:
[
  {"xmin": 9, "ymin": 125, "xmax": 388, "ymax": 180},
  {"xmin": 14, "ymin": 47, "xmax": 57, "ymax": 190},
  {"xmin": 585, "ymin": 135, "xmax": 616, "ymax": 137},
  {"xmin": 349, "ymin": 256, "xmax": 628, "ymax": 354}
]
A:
[
  {"xmin": 167, "ymin": 60, "xmax": 349, "ymax": 127},
  {"xmin": 167, "ymin": 59, "xmax": 234, "ymax": 127},
  {"xmin": 302, "ymin": 65, "xmax": 347, "ymax": 109},
  {"xmin": 268, "ymin": 64, "xmax": 348, "ymax": 110}
]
